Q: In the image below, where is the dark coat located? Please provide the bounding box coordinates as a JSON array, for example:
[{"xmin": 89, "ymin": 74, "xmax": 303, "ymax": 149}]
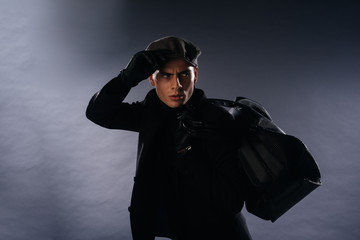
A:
[{"xmin": 86, "ymin": 78, "xmax": 252, "ymax": 240}]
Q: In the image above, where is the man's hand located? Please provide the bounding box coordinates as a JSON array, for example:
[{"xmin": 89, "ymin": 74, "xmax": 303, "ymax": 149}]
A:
[{"xmin": 121, "ymin": 50, "xmax": 172, "ymax": 87}]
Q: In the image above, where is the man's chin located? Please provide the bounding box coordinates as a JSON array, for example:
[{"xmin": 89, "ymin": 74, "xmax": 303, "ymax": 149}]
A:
[{"xmin": 164, "ymin": 101, "xmax": 185, "ymax": 108}]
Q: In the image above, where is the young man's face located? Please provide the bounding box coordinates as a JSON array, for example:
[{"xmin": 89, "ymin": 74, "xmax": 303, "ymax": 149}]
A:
[{"xmin": 149, "ymin": 58, "xmax": 198, "ymax": 108}]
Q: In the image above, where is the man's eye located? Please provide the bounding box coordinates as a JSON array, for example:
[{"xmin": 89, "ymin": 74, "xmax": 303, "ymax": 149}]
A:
[
  {"xmin": 161, "ymin": 73, "xmax": 171, "ymax": 78},
  {"xmin": 180, "ymin": 72, "xmax": 190, "ymax": 77}
]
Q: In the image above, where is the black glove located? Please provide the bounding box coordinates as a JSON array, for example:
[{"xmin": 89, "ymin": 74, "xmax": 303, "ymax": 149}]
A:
[{"xmin": 121, "ymin": 50, "xmax": 172, "ymax": 87}]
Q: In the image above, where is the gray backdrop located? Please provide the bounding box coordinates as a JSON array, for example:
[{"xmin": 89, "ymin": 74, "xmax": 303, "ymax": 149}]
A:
[{"xmin": 1, "ymin": 0, "xmax": 359, "ymax": 239}]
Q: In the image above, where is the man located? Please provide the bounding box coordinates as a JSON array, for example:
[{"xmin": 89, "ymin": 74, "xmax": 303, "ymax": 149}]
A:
[{"xmin": 86, "ymin": 36, "xmax": 252, "ymax": 240}]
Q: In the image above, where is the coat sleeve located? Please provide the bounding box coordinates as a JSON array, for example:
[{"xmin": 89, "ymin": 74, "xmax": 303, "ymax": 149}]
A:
[{"xmin": 86, "ymin": 74, "xmax": 143, "ymax": 132}]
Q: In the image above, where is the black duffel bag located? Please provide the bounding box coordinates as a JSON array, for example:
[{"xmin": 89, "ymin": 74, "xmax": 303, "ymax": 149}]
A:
[{"xmin": 178, "ymin": 97, "xmax": 321, "ymax": 222}]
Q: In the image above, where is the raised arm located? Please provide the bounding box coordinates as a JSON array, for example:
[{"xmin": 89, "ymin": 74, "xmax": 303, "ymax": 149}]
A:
[{"xmin": 86, "ymin": 50, "xmax": 171, "ymax": 131}]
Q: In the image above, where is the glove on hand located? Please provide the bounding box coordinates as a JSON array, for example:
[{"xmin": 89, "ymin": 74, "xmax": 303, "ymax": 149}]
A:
[{"xmin": 121, "ymin": 49, "xmax": 172, "ymax": 87}]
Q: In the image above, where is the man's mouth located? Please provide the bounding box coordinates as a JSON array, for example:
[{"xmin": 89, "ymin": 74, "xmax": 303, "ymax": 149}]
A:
[{"xmin": 169, "ymin": 94, "xmax": 184, "ymax": 101}]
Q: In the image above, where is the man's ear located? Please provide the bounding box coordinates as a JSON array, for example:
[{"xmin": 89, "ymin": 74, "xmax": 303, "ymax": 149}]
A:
[
  {"xmin": 194, "ymin": 67, "xmax": 198, "ymax": 83},
  {"xmin": 149, "ymin": 74, "xmax": 155, "ymax": 87}
]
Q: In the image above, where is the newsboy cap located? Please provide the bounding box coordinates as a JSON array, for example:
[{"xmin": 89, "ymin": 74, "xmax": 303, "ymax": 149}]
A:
[{"xmin": 146, "ymin": 36, "xmax": 201, "ymax": 67}]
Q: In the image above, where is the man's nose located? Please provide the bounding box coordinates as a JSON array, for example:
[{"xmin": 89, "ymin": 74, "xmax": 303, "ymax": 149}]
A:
[{"xmin": 171, "ymin": 76, "xmax": 182, "ymax": 89}]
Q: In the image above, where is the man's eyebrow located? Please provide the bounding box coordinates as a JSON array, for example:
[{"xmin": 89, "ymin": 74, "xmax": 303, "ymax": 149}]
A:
[
  {"xmin": 158, "ymin": 69, "xmax": 190, "ymax": 75},
  {"xmin": 158, "ymin": 71, "xmax": 173, "ymax": 75},
  {"xmin": 179, "ymin": 69, "xmax": 190, "ymax": 74}
]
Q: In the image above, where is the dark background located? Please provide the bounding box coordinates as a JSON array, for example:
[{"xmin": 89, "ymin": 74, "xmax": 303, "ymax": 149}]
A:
[{"xmin": 1, "ymin": 0, "xmax": 359, "ymax": 239}]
